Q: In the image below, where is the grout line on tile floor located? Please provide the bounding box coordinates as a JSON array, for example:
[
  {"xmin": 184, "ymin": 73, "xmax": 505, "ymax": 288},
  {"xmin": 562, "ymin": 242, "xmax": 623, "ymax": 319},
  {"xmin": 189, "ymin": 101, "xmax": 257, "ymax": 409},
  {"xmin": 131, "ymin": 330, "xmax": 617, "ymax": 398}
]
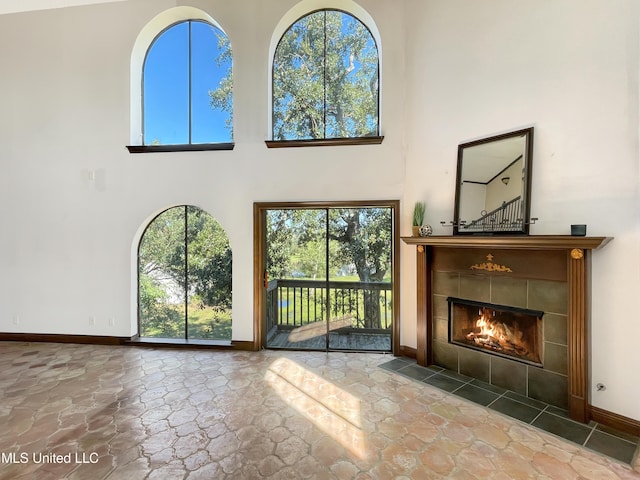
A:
[
  {"xmin": 583, "ymin": 424, "xmax": 598, "ymax": 446},
  {"xmin": 529, "ymin": 405, "xmax": 547, "ymax": 425},
  {"xmin": 485, "ymin": 390, "xmax": 507, "ymax": 409}
]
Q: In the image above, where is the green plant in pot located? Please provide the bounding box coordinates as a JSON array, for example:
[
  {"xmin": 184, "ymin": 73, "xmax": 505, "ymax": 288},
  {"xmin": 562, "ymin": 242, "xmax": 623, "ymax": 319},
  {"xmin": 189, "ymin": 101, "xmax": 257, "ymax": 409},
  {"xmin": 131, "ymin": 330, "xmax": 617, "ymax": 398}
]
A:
[{"xmin": 412, "ymin": 201, "xmax": 425, "ymax": 237}]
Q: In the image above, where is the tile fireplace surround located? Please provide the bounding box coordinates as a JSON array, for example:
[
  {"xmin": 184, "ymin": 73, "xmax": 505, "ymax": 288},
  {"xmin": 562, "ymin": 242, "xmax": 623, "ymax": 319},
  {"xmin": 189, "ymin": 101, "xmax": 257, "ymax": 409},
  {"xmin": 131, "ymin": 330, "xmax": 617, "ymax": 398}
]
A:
[{"xmin": 402, "ymin": 235, "xmax": 613, "ymax": 425}]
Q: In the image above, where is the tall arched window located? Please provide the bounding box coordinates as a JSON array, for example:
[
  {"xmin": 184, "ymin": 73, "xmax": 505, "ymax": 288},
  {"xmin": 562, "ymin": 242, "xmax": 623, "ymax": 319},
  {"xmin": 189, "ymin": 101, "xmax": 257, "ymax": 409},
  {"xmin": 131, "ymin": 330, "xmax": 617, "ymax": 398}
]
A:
[
  {"xmin": 140, "ymin": 19, "xmax": 233, "ymax": 148},
  {"xmin": 271, "ymin": 9, "xmax": 379, "ymax": 142},
  {"xmin": 138, "ymin": 206, "xmax": 232, "ymax": 340}
]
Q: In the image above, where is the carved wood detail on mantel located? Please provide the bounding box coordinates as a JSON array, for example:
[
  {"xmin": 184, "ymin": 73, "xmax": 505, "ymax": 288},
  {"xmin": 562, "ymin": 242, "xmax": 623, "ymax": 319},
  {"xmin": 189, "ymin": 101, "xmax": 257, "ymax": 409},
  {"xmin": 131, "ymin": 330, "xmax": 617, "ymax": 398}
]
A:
[{"xmin": 402, "ymin": 235, "xmax": 612, "ymax": 424}]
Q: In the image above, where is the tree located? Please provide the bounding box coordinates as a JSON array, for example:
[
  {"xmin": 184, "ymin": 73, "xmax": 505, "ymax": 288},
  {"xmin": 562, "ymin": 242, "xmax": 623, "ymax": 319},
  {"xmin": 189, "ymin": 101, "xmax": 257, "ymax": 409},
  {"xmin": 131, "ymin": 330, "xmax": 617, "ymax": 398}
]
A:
[
  {"xmin": 329, "ymin": 208, "xmax": 391, "ymax": 328},
  {"xmin": 186, "ymin": 206, "xmax": 232, "ymax": 308},
  {"xmin": 138, "ymin": 207, "xmax": 186, "ymax": 298},
  {"xmin": 208, "ymin": 10, "xmax": 379, "ymax": 141},
  {"xmin": 265, "ymin": 207, "xmax": 392, "ymax": 330},
  {"xmin": 272, "ymin": 10, "xmax": 379, "ymax": 140},
  {"xmin": 266, "ymin": 209, "xmax": 330, "ymax": 279},
  {"xmin": 138, "ymin": 206, "xmax": 232, "ymax": 339},
  {"xmin": 208, "ymin": 30, "xmax": 233, "ymax": 135},
  {"xmin": 266, "ymin": 209, "xmax": 295, "ymax": 279}
]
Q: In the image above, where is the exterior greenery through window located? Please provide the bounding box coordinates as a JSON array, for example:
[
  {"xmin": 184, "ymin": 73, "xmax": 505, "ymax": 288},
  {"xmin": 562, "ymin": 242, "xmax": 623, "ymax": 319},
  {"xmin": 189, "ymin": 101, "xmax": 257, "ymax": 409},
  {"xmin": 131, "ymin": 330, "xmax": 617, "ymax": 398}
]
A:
[
  {"xmin": 138, "ymin": 206, "xmax": 232, "ymax": 340},
  {"xmin": 143, "ymin": 20, "xmax": 232, "ymax": 146},
  {"xmin": 267, "ymin": 208, "xmax": 392, "ymax": 331},
  {"xmin": 272, "ymin": 9, "xmax": 379, "ymax": 140}
]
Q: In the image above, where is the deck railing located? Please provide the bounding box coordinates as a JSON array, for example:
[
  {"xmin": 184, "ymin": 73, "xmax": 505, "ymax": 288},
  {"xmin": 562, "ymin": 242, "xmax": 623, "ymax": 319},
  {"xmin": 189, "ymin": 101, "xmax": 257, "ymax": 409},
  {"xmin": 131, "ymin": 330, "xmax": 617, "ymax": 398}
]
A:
[{"xmin": 266, "ymin": 279, "xmax": 392, "ymax": 335}]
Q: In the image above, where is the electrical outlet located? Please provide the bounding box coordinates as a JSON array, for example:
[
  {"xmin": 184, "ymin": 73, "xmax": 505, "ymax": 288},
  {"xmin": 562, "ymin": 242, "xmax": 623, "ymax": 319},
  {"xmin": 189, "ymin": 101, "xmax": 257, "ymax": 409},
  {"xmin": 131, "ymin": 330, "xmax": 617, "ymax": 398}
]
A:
[
  {"xmin": 108, "ymin": 317, "xmax": 115, "ymax": 327},
  {"xmin": 89, "ymin": 316, "xmax": 95, "ymax": 326},
  {"xmin": 12, "ymin": 315, "xmax": 19, "ymax": 325}
]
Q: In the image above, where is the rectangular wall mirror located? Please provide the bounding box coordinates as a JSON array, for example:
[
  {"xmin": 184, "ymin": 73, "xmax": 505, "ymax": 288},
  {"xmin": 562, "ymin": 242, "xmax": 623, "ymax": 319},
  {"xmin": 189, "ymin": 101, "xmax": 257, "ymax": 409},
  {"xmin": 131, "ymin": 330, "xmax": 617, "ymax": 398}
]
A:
[{"xmin": 453, "ymin": 127, "xmax": 534, "ymax": 235}]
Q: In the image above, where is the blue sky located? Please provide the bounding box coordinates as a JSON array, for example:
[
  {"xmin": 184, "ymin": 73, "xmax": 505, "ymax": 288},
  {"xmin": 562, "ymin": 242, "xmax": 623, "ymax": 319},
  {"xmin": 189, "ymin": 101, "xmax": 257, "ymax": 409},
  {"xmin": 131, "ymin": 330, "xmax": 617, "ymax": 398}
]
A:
[{"xmin": 143, "ymin": 21, "xmax": 232, "ymax": 145}]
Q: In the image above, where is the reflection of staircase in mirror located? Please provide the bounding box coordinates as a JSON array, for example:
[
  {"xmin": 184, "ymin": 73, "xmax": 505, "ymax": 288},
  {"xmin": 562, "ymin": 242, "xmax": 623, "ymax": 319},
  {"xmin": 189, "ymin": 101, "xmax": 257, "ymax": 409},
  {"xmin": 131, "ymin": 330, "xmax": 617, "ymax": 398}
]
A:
[{"xmin": 464, "ymin": 195, "xmax": 522, "ymax": 232}]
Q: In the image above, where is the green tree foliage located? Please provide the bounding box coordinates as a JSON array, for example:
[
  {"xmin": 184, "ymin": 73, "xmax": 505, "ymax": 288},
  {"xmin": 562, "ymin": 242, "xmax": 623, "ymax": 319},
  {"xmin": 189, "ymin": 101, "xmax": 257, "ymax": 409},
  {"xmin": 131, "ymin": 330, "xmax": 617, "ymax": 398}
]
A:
[
  {"xmin": 266, "ymin": 207, "xmax": 391, "ymax": 329},
  {"xmin": 139, "ymin": 206, "xmax": 186, "ymax": 289},
  {"xmin": 267, "ymin": 209, "xmax": 343, "ymax": 280},
  {"xmin": 329, "ymin": 208, "xmax": 391, "ymax": 283},
  {"xmin": 296, "ymin": 239, "xmax": 327, "ymax": 280},
  {"xmin": 138, "ymin": 273, "xmax": 185, "ymax": 338},
  {"xmin": 138, "ymin": 206, "xmax": 232, "ymax": 339},
  {"xmin": 266, "ymin": 209, "xmax": 297, "ymax": 280},
  {"xmin": 207, "ymin": 10, "xmax": 378, "ymax": 141},
  {"xmin": 272, "ymin": 10, "xmax": 379, "ymax": 140},
  {"xmin": 186, "ymin": 206, "xmax": 232, "ymax": 308},
  {"xmin": 208, "ymin": 31, "xmax": 233, "ymax": 135},
  {"xmin": 329, "ymin": 208, "xmax": 391, "ymax": 328}
]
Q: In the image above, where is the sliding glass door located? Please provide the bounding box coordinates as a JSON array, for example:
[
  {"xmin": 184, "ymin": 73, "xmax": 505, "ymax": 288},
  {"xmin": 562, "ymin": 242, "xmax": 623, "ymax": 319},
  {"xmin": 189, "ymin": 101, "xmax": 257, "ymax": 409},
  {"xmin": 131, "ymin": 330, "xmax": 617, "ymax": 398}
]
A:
[{"xmin": 263, "ymin": 204, "xmax": 393, "ymax": 352}]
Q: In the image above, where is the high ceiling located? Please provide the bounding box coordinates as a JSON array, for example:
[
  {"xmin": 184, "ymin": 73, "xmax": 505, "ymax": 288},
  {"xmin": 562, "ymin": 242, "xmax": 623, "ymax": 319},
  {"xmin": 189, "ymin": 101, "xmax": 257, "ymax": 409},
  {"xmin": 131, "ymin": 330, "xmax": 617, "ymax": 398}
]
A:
[{"xmin": 0, "ymin": 0, "xmax": 127, "ymax": 15}]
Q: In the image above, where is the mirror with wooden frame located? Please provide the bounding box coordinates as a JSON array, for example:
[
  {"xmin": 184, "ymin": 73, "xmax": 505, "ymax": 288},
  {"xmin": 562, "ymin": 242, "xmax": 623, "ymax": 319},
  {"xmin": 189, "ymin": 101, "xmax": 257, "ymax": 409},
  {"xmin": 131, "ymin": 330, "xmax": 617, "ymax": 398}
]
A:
[{"xmin": 453, "ymin": 127, "xmax": 534, "ymax": 235}]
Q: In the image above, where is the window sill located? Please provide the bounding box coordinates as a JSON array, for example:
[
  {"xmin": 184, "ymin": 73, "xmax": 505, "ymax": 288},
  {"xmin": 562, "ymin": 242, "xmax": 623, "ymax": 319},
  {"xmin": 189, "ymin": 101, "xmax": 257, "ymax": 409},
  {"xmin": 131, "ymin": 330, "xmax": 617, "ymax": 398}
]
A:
[
  {"xmin": 265, "ymin": 136, "xmax": 384, "ymax": 148},
  {"xmin": 127, "ymin": 337, "xmax": 233, "ymax": 349},
  {"xmin": 126, "ymin": 143, "xmax": 235, "ymax": 153}
]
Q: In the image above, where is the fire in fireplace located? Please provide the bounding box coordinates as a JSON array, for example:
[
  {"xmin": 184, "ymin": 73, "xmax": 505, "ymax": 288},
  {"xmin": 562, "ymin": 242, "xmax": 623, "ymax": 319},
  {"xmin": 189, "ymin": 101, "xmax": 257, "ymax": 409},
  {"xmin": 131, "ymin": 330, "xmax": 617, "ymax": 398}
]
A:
[{"xmin": 447, "ymin": 297, "xmax": 543, "ymax": 366}]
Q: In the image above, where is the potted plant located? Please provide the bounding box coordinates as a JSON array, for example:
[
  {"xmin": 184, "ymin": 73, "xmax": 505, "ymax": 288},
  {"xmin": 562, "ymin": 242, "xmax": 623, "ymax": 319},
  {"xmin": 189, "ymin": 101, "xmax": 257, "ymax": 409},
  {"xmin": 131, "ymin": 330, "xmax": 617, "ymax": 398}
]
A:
[{"xmin": 412, "ymin": 201, "xmax": 425, "ymax": 236}]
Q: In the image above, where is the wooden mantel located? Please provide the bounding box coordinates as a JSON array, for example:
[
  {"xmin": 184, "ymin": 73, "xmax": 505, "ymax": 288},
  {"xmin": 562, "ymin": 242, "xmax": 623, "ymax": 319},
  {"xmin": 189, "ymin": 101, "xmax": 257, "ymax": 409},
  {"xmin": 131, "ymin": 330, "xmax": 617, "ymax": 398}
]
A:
[
  {"xmin": 402, "ymin": 235, "xmax": 612, "ymax": 423},
  {"xmin": 402, "ymin": 235, "xmax": 612, "ymax": 250}
]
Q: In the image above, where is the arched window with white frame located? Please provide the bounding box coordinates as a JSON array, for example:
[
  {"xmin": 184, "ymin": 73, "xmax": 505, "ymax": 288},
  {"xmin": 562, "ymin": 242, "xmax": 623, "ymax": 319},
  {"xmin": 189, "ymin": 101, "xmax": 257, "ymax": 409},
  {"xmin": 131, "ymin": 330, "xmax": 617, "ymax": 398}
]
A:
[
  {"xmin": 128, "ymin": 8, "xmax": 233, "ymax": 152},
  {"xmin": 138, "ymin": 205, "xmax": 232, "ymax": 340},
  {"xmin": 268, "ymin": 4, "xmax": 382, "ymax": 146}
]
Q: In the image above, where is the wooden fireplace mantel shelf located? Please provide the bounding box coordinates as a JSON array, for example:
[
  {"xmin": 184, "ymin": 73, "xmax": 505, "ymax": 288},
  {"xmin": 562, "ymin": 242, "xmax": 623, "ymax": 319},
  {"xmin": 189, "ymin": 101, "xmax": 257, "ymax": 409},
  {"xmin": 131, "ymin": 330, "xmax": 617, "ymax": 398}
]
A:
[{"xmin": 401, "ymin": 235, "xmax": 612, "ymax": 250}]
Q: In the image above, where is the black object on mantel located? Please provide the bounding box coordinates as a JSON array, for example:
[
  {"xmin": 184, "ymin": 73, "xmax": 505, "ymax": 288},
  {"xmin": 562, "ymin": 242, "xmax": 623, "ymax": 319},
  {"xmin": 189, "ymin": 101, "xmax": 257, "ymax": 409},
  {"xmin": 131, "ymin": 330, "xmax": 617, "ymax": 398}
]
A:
[{"xmin": 571, "ymin": 224, "xmax": 587, "ymax": 236}]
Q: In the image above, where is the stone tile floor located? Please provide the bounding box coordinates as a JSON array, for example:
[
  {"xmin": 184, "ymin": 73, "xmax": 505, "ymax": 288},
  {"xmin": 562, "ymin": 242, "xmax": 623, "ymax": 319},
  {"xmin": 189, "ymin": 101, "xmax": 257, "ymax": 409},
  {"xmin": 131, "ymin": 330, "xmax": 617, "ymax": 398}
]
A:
[
  {"xmin": 380, "ymin": 357, "xmax": 640, "ymax": 466},
  {"xmin": 0, "ymin": 342, "xmax": 638, "ymax": 479}
]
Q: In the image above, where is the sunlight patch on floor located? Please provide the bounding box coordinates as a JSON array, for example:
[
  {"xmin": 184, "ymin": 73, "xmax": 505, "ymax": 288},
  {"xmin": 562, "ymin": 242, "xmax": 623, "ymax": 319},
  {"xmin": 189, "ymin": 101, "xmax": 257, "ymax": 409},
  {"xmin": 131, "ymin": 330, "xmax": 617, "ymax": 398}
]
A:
[
  {"xmin": 265, "ymin": 357, "xmax": 367, "ymax": 459},
  {"xmin": 287, "ymin": 317, "xmax": 353, "ymax": 343}
]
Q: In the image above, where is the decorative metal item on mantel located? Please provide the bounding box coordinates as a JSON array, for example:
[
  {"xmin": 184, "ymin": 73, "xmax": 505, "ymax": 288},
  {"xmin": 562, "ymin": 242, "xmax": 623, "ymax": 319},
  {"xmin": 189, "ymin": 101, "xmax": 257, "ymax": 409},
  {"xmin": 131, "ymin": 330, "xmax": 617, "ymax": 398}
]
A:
[
  {"xmin": 418, "ymin": 224, "xmax": 433, "ymax": 237},
  {"xmin": 451, "ymin": 127, "xmax": 535, "ymax": 235}
]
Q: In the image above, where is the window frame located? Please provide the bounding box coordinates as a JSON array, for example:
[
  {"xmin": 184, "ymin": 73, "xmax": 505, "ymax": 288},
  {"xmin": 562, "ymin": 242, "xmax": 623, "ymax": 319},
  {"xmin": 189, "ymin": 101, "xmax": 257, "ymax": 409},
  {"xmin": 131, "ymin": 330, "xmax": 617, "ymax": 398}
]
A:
[{"xmin": 253, "ymin": 200, "xmax": 399, "ymax": 352}]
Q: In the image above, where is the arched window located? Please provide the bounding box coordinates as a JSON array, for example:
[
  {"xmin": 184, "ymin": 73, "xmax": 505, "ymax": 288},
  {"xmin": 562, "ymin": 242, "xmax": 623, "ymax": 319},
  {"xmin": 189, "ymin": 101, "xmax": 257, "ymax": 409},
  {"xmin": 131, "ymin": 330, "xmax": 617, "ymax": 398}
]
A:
[
  {"xmin": 138, "ymin": 206, "xmax": 232, "ymax": 340},
  {"xmin": 136, "ymin": 18, "xmax": 232, "ymax": 150},
  {"xmin": 271, "ymin": 9, "xmax": 379, "ymax": 142}
]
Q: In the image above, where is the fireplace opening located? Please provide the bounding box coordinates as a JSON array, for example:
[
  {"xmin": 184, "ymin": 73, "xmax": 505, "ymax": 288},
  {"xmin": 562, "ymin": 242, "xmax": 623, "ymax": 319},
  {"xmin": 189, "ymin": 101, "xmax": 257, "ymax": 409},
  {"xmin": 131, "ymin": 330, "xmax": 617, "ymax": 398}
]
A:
[{"xmin": 447, "ymin": 297, "xmax": 543, "ymax": 366}]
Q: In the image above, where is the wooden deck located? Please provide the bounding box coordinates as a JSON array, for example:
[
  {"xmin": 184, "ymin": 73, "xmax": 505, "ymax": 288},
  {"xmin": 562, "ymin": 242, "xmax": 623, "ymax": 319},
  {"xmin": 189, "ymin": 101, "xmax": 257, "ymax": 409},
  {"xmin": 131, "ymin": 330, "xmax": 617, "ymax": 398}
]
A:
[{"xmin": 267, "ymin": 328, "xmax": 391, "ymax": 351}]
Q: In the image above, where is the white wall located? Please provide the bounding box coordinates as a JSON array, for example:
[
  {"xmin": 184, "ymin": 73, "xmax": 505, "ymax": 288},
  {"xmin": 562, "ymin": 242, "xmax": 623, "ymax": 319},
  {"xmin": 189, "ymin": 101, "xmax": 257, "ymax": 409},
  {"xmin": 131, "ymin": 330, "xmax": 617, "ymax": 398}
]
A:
[
  {"xmin": 402, "ymin": 0, "xmax": 640, "ymax": 421},
  {"xmin": 1, "ymin": 0, "xmax": 639, "ymax": 422},
  {"xmin": 0, "ymin": 0, "xmax": 405, "ymax": 338}
]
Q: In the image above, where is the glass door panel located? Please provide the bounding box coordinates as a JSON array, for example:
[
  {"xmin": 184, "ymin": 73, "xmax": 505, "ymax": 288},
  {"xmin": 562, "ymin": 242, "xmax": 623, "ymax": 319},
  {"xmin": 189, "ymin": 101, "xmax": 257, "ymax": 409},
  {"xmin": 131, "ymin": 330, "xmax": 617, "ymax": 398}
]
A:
[
  {"xmin": 265, "ymin": 209, "xmax": 328, "ymax": 350},
  {"xmin": 327, "ymin": 207, "xmax": 392, "ymax": 351}
]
